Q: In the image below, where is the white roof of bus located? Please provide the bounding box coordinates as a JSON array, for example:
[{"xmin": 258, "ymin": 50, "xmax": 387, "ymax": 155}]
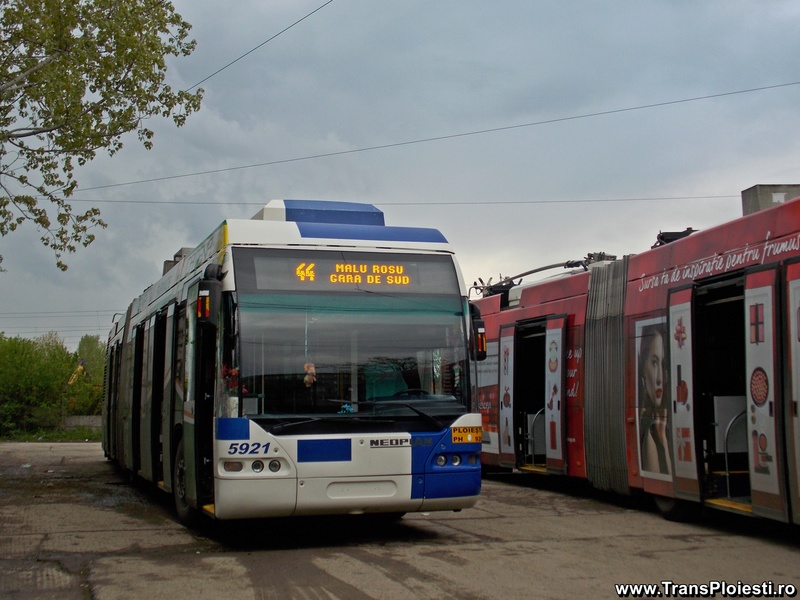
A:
[
  {"xmin": 109, "ymin": 200, "xmax": 461, "ymax": 340},
  {"xmin": 223, "ymin": 217, "xmax": 454, "ymax": 252}
]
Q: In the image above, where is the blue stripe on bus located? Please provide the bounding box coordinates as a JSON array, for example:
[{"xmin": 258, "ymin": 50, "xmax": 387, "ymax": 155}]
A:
[
  {"xmin": 216, "ymin": 418, "xmax": 250, "ymax": 440},
  {"xmin": 297, "ymin": 439, "xmax": 352, "ymax": 462},
  {"xmin": 295, "ymin": 222, "xmax": 448, "ymax": 243},
  {"xmin": 410, "ymin": 431, "xmax": 481, "ymax": 499},
  {"xmin": 424, "ymin": 470, "xmax": 481, "ymax": 499},
  {"xmin": 283, "ymin": 200, "xmax": 385, "ymax": 226},
  {"xmin": 410, "ymin": 433, "xmax": 433, "ymax": 499}
]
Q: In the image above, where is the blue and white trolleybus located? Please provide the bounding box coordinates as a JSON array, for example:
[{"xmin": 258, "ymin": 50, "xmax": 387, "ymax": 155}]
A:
[{"xmin": 103, "ymin": 200, "xmax": 486, "ymax": 525}]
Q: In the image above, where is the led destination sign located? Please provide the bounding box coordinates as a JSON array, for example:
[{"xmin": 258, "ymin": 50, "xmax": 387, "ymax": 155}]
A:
[
  {"xmin": 234, "ymin": 248, "xmax": 458, "ymax": 295},
  {"xmin": 295, "ymin": 261, "xmax": 411, "ymax": 286}
]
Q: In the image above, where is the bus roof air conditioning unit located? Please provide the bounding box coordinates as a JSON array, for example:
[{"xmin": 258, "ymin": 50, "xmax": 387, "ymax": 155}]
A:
[{"xmin": 251, "ymin": 199, "xmax": 385, "ymax": 226}]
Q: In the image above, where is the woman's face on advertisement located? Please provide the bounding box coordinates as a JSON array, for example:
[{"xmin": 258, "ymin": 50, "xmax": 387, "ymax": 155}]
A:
[{"xmin": 644, "ymin": 332, "xmax": 664, "ymax": 407}]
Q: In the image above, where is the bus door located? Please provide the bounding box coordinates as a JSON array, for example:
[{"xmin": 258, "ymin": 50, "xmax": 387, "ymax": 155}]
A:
[
  {"xmin": 104, "ymin": 341, "xmax": 121, "ymax": 461},
  {"xmin": 113, "ymin": 305, "xmax": 133, "ymax": 465},
  {"xmin": 158, "ymin": 303, "xmax": 177, "ymax": 493},
  {"xmin": 498, "ymin": 324, "xmax": 516, "ymax": 468},
  {"xmin": 744, "ymin": 268, "xmax": 789, "ymax": 522},
  {"xmin": 167, "ymin": 302, "xmax": 187, "ymax": 497},
  {"xmin": 138, "ymin": 315, "xmax": 155, "ymax": 481},
  {"xmin": 544, "ymin": 316, "xmax": 567, "ymax": 472},
  {"xmin": 148, "ymin": 309, "xmax": 168, "ymax": 487},
  {"xmin": 511, "ymin": 320, "xmax": 542, "ymax": 470},
  {"xmin": 182, "ymin": 282, "xmax": 200, "ymax": 509},
  {"xmin": 667, "ymin": 288, "xmax": 700, "ymax": 502},
  {"xmin": 693, "ymin": 275, "xmax": 757, "ymax": 514},
  {"xmin": 785, "ymin": 260, "xmax": 800, "ymax": 525},
  {"xmin": 509, "ymin": 316, "xmax": 567, "ymax": 472},
  {"xmin": 128, "ymin": 322, "xmax": 144, "ymax": 474},
  {"xmin": 184, "ymin": 279, "xmax": 218, "ymax": 510}
]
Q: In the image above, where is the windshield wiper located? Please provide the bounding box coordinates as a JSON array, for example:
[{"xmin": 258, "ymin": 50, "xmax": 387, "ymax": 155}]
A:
[
  {"xmin": 354, "ymin": 400, "xmax": 445, "ymax": 431},
  {"xmin": 269, "ymin": 418, "xmax": 323, "ymax": 435},
  {"xmin": 327, "ymin": 398, "xmax": 449, "ymax": 430},
  {"xmin": 398, "ymin": 402, "xmax": 445, "ymax": 431},
  {"xmin": 269, "ymin": 415, "xmax": 392, "ymax": 435}
]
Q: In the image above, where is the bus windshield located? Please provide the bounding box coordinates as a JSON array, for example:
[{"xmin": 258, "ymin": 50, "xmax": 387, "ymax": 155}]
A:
[{"xmin": 232, "ymin": 248, "xmax": 469, "ymax": 428}]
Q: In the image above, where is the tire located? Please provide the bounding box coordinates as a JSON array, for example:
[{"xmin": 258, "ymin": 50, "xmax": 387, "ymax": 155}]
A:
[
  {"xmin": 173, "ymin": 439, "xmax": 199, "ymax": 527},
  {"xmin": 653, "ymin": 495, "xmax": 695, "ymax": 522}
]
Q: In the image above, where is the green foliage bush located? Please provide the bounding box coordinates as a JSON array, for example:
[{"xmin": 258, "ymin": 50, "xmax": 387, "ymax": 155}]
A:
[{"xmin": 0, "ymin": 332, "xmax": 105, "ymax": 436}]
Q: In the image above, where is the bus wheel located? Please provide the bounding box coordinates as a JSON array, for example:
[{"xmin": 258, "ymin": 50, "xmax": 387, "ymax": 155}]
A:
[
  {"xmin": 653, "ymin": 495, "xmax": 695, "ymax": 522},
  {"xmin": 173, "ymin": 439, "xmax": 198, "ymax": 527}
]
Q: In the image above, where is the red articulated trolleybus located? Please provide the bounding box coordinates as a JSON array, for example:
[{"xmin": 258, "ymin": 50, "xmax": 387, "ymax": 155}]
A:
[
  {"xmin": 103, "ymin": 200, "xmax": 486, "ymax": 526},
  {"xmin": 473, "ymin": 186, "xmax": 800, "ymax": 523}
]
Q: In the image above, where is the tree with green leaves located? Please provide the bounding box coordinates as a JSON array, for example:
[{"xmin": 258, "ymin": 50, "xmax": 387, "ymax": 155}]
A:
[
  {"xmin": 0, "ymin": 332, "xmax": 106, "ymax": 435},
  {"xmin": 0, "ymin": 331, "xmax": 73, "ymax": 434},
  {"xmin": 0, "ymin": 0, "xmax": 203, "ymax": 271},
  {"xmin": 68, "ymin": 334, "xmax": 105, "ymax": 415}
]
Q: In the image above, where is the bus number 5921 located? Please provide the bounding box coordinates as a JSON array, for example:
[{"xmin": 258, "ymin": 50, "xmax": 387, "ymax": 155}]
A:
[{"xmin": 227, "ymin": 442, "xmax": 270, "ymax": 455}]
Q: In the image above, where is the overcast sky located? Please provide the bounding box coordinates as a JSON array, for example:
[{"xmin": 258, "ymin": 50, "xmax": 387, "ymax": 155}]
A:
[{"xmin": 2, "ymin": 1, "xmax": 800, "ymax": 351}]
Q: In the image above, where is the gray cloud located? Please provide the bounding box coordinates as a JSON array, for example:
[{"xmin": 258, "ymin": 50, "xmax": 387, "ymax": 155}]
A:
[{"xmin": 2, "ymin": 0, "xmax": 799, "ymax": 349}]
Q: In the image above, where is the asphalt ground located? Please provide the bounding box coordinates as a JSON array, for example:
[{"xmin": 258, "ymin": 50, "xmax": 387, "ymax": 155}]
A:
[{"xmin": 1, "ymin": 442, "xmax": 799, "ymax": 599}]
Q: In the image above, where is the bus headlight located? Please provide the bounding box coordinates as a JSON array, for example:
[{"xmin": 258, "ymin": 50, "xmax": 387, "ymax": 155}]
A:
[
  {"xmin": 251, "ymin": 460, "xmax": 264, "ymax": 473},
  {"xmin": 435, "ymin": 454, "xmax": 447, "ymax": 467},
  {"xmin": 268, "ymin": 460, "xmax": 281, "ymax": 473},
  {"xmin": 451, "ymin": 454, "xmax": 462, "ymax": 466}
]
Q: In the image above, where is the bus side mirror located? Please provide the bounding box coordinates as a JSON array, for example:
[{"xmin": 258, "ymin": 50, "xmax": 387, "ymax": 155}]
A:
[
  {"xmin": 469, "ymin": 303, "xmax": 487, "ymax": 362},
  {"xmin": 472, "ymin": 318, "xmax": 487, "ymax": 361},
  {"xmin": 197, "ymin": 278, "xmax": 222, "ymax": 327}
]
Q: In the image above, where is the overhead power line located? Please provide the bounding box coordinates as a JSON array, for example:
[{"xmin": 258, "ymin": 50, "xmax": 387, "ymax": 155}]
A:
[
  {"xmin": 2, "ymin": 327, "xmax": 107, "ymax": 332},
  {"xmin": 186, "ymin": 0, "xmax": 335, "ymax": 91},
  {"xmin": 69, "ymin": 195, "xmax": 739, "ymax": 206},
  {"xmin": 0, "ymin": 310, "xmax": 120, "ymax": 317},
  {"xmin": 73, "ymin": 80, "xmax": 800, "ymax": 195}
]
